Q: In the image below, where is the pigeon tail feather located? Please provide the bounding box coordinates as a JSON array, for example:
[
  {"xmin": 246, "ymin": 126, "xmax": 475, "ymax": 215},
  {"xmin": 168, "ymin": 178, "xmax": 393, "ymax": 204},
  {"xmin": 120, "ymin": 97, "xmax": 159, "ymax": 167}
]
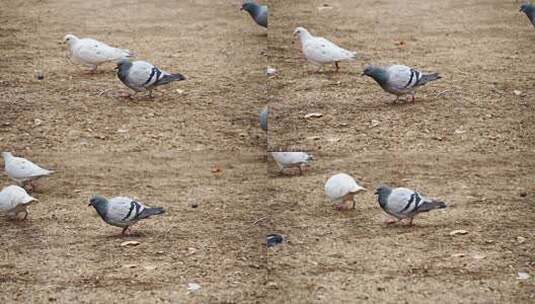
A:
[
  {"xmin": 419, "ymin": 73, "xmax": 441, "ymax": 86},
  {"xmin": 156, "ymin": 73, "xmax": 186, "ymax": 85},
  {"xmin": 418, "ymin": 200, "xmax": 447, "ymax": 213},
  {"xmin": 139, "ymin": 207, "xmax": 165, "ymax": 219}
]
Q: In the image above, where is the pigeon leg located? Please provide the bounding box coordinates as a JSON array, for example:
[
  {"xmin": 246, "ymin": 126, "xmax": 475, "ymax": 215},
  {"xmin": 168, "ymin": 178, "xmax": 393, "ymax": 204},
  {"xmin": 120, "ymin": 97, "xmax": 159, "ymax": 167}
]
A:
[
  {"xmin": 298, "ymin": 166, "xmax": 303, "ymax": 175},
  {"xmin": 23, "ymin": 210, "xmax": 28, "ymax": 220},
  {"xmin": 335, "ymin": 61, "xmax": 340, "ymax": 72},
  {"xmin": 148, "ymin": 90, "xmax": 153, "ymax": 98},
  {"xmin": 88, "ymin": 65, "xmax": 98, "ymax": 74},
  {"xmin": 384, "ymin": 218, "xmax": 398, "ymax": 224},
  {"xmin": 393, "ymin": 96, "xmax": 399, "ymax": 103},
  {"xmin": 411, "ymin": 94, "xmax": 416, "ymax": 102},
  {"xmin": 351, "ymin": 198, "xmax": 356, "ymax": 209},
  {"xmin": 121, "ymin": 226, "xmax": 129, "ymax": 236},
  {"xmin": 408, "ymin": 217, "xmax": 414, "ymax": 226}
]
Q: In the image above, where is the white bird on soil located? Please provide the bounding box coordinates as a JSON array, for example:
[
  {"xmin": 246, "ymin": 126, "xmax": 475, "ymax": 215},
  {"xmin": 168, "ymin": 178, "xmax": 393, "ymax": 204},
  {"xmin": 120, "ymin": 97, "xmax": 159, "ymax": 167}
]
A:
[
  {"xmin": 293, "ymin": 27, "xmax": 356, "ymax": 72},
  {"xmin": 325, "ymin": 173, "xmax": 366, "ymax": 211},
  {"xmin": 2, "ymin": 152, "xmax": 54, "ymax": 191},
  {"xmin": 0, "ymin": 185, "xmax": 38, "ymax": 220},
  {"xmin": 63, "ymin": 34, "xmax": 134, "ymax": 72},
  {"xmin": 271, "ymin": 152, "xmax": 313, "ymax": 175}
]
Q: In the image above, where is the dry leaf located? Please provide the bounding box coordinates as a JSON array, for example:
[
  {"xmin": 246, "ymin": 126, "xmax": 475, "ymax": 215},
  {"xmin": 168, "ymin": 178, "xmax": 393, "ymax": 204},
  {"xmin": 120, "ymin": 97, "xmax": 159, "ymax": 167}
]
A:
[{"xmin": 120, "ymin": 241, "xmax": 140, "ymax": 247}]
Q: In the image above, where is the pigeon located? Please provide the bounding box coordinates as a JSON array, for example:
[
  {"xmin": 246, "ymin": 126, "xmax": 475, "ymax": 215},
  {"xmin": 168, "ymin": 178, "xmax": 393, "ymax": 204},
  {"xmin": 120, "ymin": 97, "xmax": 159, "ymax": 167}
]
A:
[
  {"xmin": 240, "ymin": 1, "xmax": 268, "ymax": 28},
  {"xmin": 88, "ymin": 195, "xmax": 165, "ymax": 235},
  {"xmin": 2, "ymin": 152, "xmax": 54, "ymax": 190},
  {"xmin": 63, "ymin": 34, "xmax": 133, "ymax": 72},
  {"xmin": 375, "ymin": 185, "xmax": 447, "ymax": 225},
  {"xmin": 116, "ymin": 59, "xmax": 186, "ymax": 98},
  {"xmin": 271, "ymin": 152, "xmax": 313, "ymax": 175},
  {"xmin": 293, "ymin": 27, "xmax": 356, "ymax": 72},
  {"xmin": 260, "ymin": 106, "xmax": 269, "ymax": 131},
  {"xmin": 325, "ymin": 173, "xmax": 366, "ymax": 211},
  {"xmin": 520, "ymin": 3, "xmax": 535, "ymax": 27},
  {"xmin": 0, "ymin": 185, "xmax": 38, "ymax": 220},
  {"xmin": 362, "ymin": 65, "xmax": 441, "ymax": 102}
]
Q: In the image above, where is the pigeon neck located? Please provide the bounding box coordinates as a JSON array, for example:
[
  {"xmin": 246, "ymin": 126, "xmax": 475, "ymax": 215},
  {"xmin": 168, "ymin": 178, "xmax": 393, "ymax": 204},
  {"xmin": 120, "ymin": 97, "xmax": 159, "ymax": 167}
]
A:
[
  {"xmin": 377, "ymin": 188, "xmax": 392, "ymax": 208},
  {"xmin": 370, "ymin": 69, "xmax": 388, "ymax": 87},
  {"xmin": 525, "ymin": 6, "xmax": 535, "ymax": 20},
  {"xmin": 92, "ymin": 202, "xmax": 109, "ymax": 221},
  {"xmin": 298, "ymin": 31, "xmax": 312, "ymax": 43}
]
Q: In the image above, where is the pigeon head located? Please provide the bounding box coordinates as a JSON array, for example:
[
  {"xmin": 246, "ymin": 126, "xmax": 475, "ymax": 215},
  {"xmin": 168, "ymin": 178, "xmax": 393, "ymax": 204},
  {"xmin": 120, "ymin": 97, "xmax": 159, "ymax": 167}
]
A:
[
  {"xmin": 520, "ymin": 4, "xmax": 531, "ymax": 13},
  {"xmin": 88, "ymin": 195, "xmax": 108, "ymax": 208},
  {"xmin": 362, "ymin": 65, "xmax": 388, "ymax": 84},
  {"xmin": 293, "ymin": 27, "xmax": 310, "ymax": 38},
  {"xmin": 241, "ymin": 2, "xmax": 255, "ymax": 11},
  {"xmin": 375, "ymin": 185, "xmax": 393, "ymax": 207},
  {"xmin": 1, "ymin": 152, "xmax": 13, "ymax": 160},
  {"xmin": 115, "ymin": 59, "xmax": 132, "ymax": 70},
  {"xmin": 62, "ymin": 34, "xmax": 78, "ymax": 45}
]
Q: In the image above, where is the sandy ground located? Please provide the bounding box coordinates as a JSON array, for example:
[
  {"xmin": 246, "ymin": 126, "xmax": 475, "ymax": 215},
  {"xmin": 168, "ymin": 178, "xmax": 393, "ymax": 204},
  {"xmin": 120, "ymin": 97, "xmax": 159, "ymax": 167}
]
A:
[{"xmin": 1, "ymin": 0, "xmax": 534, "ymax": 303}]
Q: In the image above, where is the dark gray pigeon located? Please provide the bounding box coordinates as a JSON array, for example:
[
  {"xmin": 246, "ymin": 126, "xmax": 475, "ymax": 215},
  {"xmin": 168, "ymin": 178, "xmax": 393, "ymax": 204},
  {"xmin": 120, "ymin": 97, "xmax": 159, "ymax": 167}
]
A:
[
  {"xmin": 240, "ymin": 1, "xmax": 268, "ymax": 28},
  {"xmin": 520, "ymin": 3, "xmax": 535, "ymax": 27},
  {"xmin": 260, "ymin": 106, "xmax": 268, "ymax": 131},
  {"xmin": 88, "ymin": 195, "xmax": 165, "ymax": 235},
  {"xmin": 362, "ymin": 64, "xmax": 441, "ymax": 102},
  {"xmin": 116, "ymin": 59, "xmax": 185, "ymax": 98},
  {"xmin": 375, "ymin": 185, "xmax": 446, "ymax": 226}
]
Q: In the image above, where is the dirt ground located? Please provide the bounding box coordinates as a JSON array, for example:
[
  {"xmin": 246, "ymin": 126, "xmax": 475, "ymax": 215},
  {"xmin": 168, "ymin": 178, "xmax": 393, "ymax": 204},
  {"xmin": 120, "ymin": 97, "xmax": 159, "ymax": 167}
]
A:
[{"xmin": 1, "ymin": 0, "xmax": 534, "ymax": 303}]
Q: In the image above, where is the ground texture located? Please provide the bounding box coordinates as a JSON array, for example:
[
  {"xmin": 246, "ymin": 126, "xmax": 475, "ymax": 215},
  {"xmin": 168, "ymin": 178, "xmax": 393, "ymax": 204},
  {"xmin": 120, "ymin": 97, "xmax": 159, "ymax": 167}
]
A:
[{"xmin": 1, "ymin": 0, "xmax": 534, "ymax": 303}]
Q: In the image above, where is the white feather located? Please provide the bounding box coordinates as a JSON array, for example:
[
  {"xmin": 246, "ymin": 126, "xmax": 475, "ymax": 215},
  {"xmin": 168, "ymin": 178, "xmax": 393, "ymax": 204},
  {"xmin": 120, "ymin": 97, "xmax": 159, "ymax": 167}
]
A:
[
  {"xmin": 325, "ymin": 173, "xmax": 366, "ymax": 203},
  {"xmin": 295, "ymin": 27, "xmax": 356, "ymax": 66},
  {"xmin": 0, "ymin": 185, "xmax": 37, "ymax": 218},
  {"xmin": 271, "ymin": 152, "xmax": 312, "ymax": 169},
  {"xmin": 64, "ymin": 34, "xmax": 132, "ymax": 69},
  {"xmin": 2, "ymin": 152, "xmax": 54, "ymax": 185}
]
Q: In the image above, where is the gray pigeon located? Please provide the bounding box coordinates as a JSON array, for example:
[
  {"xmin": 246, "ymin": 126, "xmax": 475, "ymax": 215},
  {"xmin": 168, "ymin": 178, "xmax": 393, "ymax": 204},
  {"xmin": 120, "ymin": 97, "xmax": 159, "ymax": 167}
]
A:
[
  {"xmin": 520, "ymin": 3, "xmax": 535, "ymax": 27},
  {"xmin": 116, "ymin": 59, "xmax": 186, "ymax": 98},
  {"xmin": 240, "ymin": 1, "xmax": 268, "ymax": 28},
  {"xmin": 362, "ymin": 65, "xmax": 441, "ymax": 102},
  {"xmin": 375, "ymin": 185, "xmax": 447, "ymax": 225},
  {"xmin": 88, "ymin": 195, "xmax": 165, "ymax": 235},
  {"xmin": 260, "ymin": 106, "xmax": 268, "ymax": 131}
]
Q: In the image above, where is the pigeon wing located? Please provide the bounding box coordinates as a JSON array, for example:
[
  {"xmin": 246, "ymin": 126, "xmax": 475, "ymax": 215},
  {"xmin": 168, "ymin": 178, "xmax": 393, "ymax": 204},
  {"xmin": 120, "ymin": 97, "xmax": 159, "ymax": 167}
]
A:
[
  {"xmin": 303, "ymin": 37, "xmax": 355, "ymax": 64},
  {"xmin": 6, "ymin": 157, "xmax": 52, "ymax": 180},
  {"xmin": 125, "ymin": 61, "xmax": 155, "ymax": 89},
  {"xmin": 75, "ymin": 38, "xmax": 130, "ymax": 64},
  {"xmin": 106, "ymin": 197, "xmax": 145, "ymax": 226},
  {"xmin": 386, "ymin": 65, "xmax": 421, "ymax": 91}
]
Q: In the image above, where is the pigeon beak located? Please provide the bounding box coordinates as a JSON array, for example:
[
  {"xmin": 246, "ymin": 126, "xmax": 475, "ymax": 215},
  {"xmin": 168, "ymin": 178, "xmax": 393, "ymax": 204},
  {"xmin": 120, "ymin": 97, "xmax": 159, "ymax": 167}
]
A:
[
  {"xmin": 87, "ymin": 203, "xmax": 92, "ymax": 207},
  {"xmin": 240, "ymin": 7, "xmax": 244, "ymax": 11},
  {"xmin": 361, "ymin": 72, "xmax": 366, "ymax": 76}
]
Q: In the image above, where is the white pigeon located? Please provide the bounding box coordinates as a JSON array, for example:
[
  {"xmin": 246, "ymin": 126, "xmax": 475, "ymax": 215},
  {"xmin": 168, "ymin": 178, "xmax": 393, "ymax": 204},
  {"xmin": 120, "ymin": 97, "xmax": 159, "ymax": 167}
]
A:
[
  {"xmin": 293, "ymin": 27, "xmax": 356, "ymax": 71},
  {"xmin": 2, "ymin": 152, "xmax": 54, "ymax": 189},
  {"xmin": 325, "ymin": 173, "xmax": 366, "ymax": 210},
  {"xmin": 362, "ymin": 65, "xmax": 441, "ymax": 102},
  {"xmin": 63, "ymin": 34, "xmax": 134, "ymax": 72},
  {"xmin": 0, "ymin": 185, "xmax": 38, "ymax": 220},
  {"xmin": 271, "ymin": 152, "xmax": 313, "ymax": 175},
  {"xmin": 375, "ymin": 185, "xmax": 447, "ymax": 225}
]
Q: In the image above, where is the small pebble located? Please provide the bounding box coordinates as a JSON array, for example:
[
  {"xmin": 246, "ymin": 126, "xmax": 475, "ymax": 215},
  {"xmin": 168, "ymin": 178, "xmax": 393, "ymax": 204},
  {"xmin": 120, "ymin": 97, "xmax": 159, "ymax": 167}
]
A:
[{"xmin": 35, "ymin": 70, "xmax": 44, "ymax": 80}]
